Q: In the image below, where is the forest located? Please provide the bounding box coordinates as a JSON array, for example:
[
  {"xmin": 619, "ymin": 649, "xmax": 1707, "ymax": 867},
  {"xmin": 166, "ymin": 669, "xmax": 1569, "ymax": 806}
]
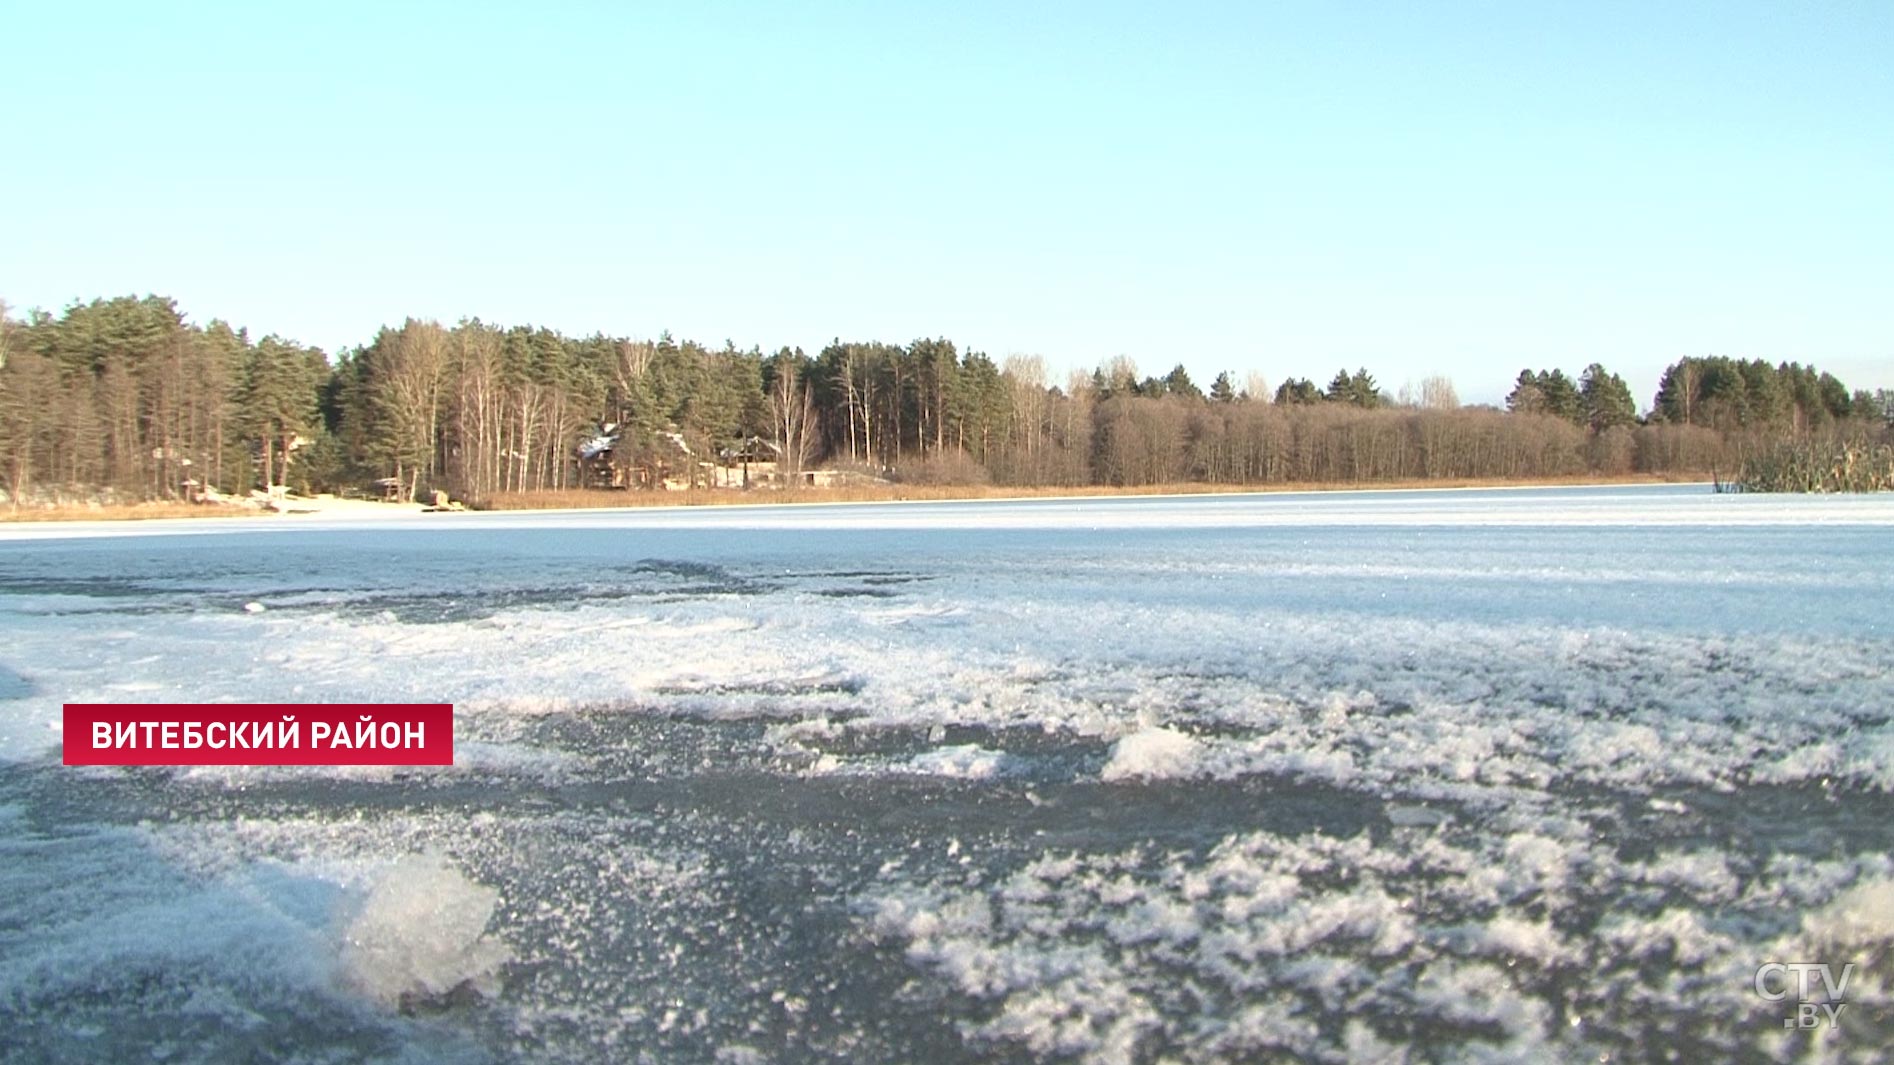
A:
[{"xmin": 1, "ymin": 295, "xmax": 1888, "ymax": 505}]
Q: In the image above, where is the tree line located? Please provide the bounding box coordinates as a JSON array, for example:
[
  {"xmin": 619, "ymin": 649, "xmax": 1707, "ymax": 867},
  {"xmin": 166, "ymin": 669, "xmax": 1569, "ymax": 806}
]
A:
[{"xmin": 1, "ymin": 295, "xmax": 1888, "ymax": 504}]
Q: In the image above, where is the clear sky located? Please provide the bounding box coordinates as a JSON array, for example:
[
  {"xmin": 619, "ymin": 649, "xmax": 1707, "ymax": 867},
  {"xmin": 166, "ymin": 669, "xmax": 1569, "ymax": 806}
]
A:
[{"xmin": 3, "ymin": 1, "xmax": 1889, "ymax": 407}]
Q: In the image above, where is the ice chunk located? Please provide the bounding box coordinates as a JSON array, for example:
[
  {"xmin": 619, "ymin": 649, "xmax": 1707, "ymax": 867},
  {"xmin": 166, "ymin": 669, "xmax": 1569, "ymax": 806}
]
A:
[
  {"xmin": 907, "ymin": 744, "xmax": 1011, "ymax": 780},
  {"xmin": 1803, "ymin": 878, "xmax": 1894, "ymax": 950},
  {"xmin": 339, "ymin": 854, "xmax": 514, "ymax": 1010},
  {"xmin": 1101, "ymin": 727, "xmax": 1202, "ymax": 782},
  {"xmin": 1481, "ymin": 913, "xmax": 1574, "ymax": 966}
]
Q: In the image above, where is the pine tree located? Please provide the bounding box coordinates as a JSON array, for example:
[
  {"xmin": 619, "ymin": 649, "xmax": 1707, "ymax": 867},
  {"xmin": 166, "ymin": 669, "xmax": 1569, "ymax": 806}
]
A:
[
  {"xmin": 1275, "ymin": 378, "xmax": 1322, "ymax": 405},
  {"xmin": 1538, "ymin": 370, "xmax": 1582, "ymax": 424},
  {"xmin": 1578, "ymin": 363, "xmax": 1637, "ymax": 431},
  {"xmin": 1163, "ymin": 364, "xmax": 1202, "ymax": 400},
  {"xmin": 1506, "ymin": 369, "xmax": 1545, "ymax": 414}
]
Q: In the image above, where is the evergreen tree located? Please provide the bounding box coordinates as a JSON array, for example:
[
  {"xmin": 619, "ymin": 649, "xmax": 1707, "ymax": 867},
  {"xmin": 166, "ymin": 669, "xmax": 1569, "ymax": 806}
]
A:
[
  {"xmin": 1578, "ymin": 363, "xmax": 1637, "ymax": 431},
  {"xmin": 1538, "ymin": 370, "xmax": 1582, "ymax": 424},
  {"xmin": 1348, "ymin": 368, "xmax": 1384, "ymax": 408},
  {"xmin": 1327, "ymin": 368, "xmax": 1383, "ymax": 408},
  {"xmin": 1163, "ymin": 364, "xmax": 1202, "ymax": 400},
  {"xmin": 1506, "ymin": 369, "xmax": 1545, "ymax": 415},
  {"xmin": 1275, "ymin": 377, "xmax": 1322, "ymax": 405},
  {"xmin": 1209, "ymin": 371, "xmax": 1236, "ymax": 403},
  {"xmin": 242, "ymin": 336, "xmax": 325, "ymax": 489}
]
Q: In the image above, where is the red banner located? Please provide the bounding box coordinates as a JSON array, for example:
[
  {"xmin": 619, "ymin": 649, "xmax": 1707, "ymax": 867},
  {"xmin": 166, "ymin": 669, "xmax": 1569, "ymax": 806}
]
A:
[{"xmin": 62, "ymin": 703, "xmax": 455, "ymax": 766}]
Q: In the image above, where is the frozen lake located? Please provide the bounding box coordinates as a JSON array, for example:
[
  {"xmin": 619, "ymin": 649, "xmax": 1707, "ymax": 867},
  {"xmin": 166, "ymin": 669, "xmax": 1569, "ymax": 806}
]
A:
[{"xmin": 2, "ymin": 484, "xmax": 1893, "ymax": 1063}]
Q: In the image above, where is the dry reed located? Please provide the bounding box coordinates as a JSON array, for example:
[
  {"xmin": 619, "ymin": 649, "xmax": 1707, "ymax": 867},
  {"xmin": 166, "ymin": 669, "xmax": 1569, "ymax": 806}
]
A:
[
  {"xmin": 0, "ymin": 501, "xmax": 258, "ymax": 523},
  {"xmin": 476, "ymin": 473, "xmax": 1690, "ymax": 512}
]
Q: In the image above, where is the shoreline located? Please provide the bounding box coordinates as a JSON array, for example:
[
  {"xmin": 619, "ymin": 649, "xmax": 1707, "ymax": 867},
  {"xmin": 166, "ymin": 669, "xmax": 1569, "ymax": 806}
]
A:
[{"xmin": 1, "ymin": 474, "xmax": 1706, "ymax": 524}]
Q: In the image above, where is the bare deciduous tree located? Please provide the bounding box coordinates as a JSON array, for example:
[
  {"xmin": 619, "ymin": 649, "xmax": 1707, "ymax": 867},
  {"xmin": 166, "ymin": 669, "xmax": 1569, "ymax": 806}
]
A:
[
  {"xmin": 1421, "ymin": 375, "xmax": 1460, "ymax": 410},
  {"xmin": 375, "ymin": 320, "xmax": 450, "ymax": 501},
  {"xmin": 771, "ymin": 359, "xmax": 820, "ymax": 479}
]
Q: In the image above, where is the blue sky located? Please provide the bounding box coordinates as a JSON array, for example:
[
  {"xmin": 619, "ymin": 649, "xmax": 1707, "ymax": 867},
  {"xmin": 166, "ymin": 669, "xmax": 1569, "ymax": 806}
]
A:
[{"xmin": 3, "ymin": 1, "xmax": 1889, "ymax": 407}]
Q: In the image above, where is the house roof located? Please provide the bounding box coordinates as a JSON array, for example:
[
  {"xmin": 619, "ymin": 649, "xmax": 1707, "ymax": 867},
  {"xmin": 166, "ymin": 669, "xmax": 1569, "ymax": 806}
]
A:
[{"xmin": 718, "ymin": 435, "xmax": 782, "ymax": 460}]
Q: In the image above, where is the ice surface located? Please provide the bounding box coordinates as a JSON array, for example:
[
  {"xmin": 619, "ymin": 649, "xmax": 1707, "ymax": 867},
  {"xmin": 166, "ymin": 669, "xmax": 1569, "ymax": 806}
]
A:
[
  {"xmin": 3, "ymin": 484, "xmax": 1893, "ymax": 545},
  {"xmin": 2, "ymin": 485, "xmax": 1892, "ymax": 1061}
]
